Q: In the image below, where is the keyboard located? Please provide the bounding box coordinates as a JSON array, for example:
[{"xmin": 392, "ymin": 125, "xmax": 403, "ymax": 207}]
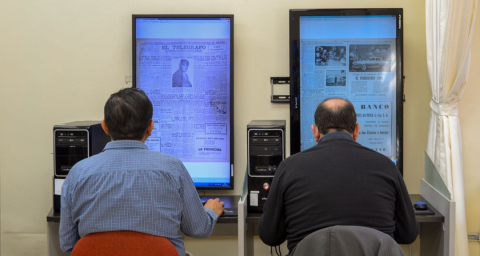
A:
[{"xmin": 199, "ymin": 195, "xmax": 239, "ymax": 217}]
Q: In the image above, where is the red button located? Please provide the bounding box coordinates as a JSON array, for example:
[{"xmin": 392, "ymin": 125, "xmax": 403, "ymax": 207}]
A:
[{"xmin": 263, "ymin": 183, "xmax": 270, "ymax": 190}]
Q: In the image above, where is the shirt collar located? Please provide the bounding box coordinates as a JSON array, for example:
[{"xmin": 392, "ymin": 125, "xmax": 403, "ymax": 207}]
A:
[
  {"xmin": 103, "ymin": 140, "xmax": 149, "ymax": 151},
  {"xmin": 318, "ymin": 131, "xmax": 354, "ymax": 144}
]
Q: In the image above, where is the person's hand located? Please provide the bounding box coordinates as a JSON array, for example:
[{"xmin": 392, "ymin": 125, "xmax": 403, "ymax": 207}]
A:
[{"xmin": 203, "ymin": 198, "xmax": 225, "ymax": 217}]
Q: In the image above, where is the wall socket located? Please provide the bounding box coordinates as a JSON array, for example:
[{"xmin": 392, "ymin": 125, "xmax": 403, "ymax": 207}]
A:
[{"xmin": 468, "ymin": 233, "xmax": 479, "ymax": 241}]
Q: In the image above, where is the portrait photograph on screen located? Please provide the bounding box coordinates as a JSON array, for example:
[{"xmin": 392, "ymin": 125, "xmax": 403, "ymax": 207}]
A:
[
  {"xmin": 133, "ymin": 15, "xmax": 234, "ymax": 189},
  {"xmin": 290, "ymin": 9, "xmax": 404, "ymax": 173}
]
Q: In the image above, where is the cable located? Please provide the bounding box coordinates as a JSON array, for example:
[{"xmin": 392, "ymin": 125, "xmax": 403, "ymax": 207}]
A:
[{"xmin": 274, "ymin": 245, "xmax": 282, "ymax": 256}]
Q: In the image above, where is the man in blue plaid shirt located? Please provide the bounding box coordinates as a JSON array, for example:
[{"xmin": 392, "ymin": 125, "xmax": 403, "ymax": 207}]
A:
[{"xmin": 60, "ymin": 88, "xmax": 224, "ymax": 256}]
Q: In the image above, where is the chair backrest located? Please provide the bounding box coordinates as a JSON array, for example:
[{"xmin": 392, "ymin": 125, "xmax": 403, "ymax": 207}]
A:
[
  {"xmin": 290, "ymin": 225, "xmax": 406, "ymax": 256},
  {"xmin": 71, "ymin": 231, "xmax": 180, "ymax": 256}
]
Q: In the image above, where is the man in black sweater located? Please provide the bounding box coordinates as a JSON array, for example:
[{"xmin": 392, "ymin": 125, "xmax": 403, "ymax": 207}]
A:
[{"xmin": 258, "ymin": 98, "xmax": 418, "ymax": 253}]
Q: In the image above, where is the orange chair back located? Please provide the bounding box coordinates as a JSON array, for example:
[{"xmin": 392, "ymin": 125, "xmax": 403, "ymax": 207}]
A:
[{"xmin": 71, "ymin": 231, "xmax": 179, "ymax": 256}]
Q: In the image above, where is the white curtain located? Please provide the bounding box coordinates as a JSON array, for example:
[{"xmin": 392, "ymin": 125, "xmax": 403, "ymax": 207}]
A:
[{"xmin": 425, "ymin": 0, "xmax": 478, "ymax": 255}]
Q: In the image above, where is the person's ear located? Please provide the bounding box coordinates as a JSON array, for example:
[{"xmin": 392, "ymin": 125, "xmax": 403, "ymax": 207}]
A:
[
  {"xmin": 147, "ymin": 120, "xmax": 154, "ymax": 136},
  {"xmin": 101, "ymin": 120, "xmax": 111, "ymax": 136},
  {"xmin": 311, "ymin": 124, "xmax": 321, "ymax": 142},
  {"xmin": 141, "ymin": 120, "xmax": 155, "ymax": 143},
  {"xmin": 352, "ymin": 123, "xmax": 361, "ymax": 141}
]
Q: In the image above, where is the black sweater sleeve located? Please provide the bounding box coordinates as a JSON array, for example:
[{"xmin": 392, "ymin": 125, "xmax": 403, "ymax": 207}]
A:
[
  {"xmin": 393, "ymin": 170, "xmax": 419, "ymax": 244},
  {"xmin": 258, "ymin": 160, "xmax": 288, "ymax": 246}
]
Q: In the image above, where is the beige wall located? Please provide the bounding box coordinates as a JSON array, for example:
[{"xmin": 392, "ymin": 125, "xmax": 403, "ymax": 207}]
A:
[
  {"xmin": 460, "ymin": 3, "xmax": 480, "ymax": 254},
  {"xmin": 0, "ymin": 0, "xmax": 477, "ymax": 255}
]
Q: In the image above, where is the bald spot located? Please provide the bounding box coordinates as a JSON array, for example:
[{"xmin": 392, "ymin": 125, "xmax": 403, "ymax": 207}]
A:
[{"xmin": 322, "ymin": 98, "xmax": 349, "ymax": 112}]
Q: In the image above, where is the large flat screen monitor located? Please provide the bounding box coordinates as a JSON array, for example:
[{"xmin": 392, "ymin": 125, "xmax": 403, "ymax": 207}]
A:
[
  {"xmin": 289, "ymin": 9, "xmax": 404, "ymax": 173},
  {"xmin": 133, "ymin": 14, "xmax": 234, "ymax": 189}
]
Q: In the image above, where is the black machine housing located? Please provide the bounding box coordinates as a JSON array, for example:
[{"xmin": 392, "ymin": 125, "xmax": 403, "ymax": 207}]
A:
[
  {"xmin": 247, "ymin": 120, "xmax": 285, "ymax": 213},
  {"xmin": 53, "ymin": 121, "xmax": 110, "ymax": 212}
]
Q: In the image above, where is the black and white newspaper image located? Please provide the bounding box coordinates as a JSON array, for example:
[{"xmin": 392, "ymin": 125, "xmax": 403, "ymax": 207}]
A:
[
  {"xmin": 326, "ymin": 70, "xmax": 346, "ymax": 86},
  {"xmin": 315, "ymin": 46, "xmax": 347, "ymax": 66},
  {"xmin": 349, "ymin": 44, "xmax": 392, "ymax": 72},
  {"xmin": 300, "ymin": 39, "xmax": 396, "ymax": 157},
  {"xmin": 172, "ymin": 59, "xmax": 193, "ymax": 87},
  {"xmin": 136, "ymin": 39, "xmax": 231, "ymax": 163}
]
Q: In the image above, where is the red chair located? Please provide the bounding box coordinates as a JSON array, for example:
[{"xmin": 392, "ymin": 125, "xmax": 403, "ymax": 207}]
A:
[{"xmin": 71, "ymin": 231, "xmax": 180, "ymax": 256}]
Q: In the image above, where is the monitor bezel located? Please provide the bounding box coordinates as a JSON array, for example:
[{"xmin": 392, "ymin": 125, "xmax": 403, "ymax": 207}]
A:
[
  {"xmin": 132, "ymin": 14, "xmax": 235, "ymax": 189},
  {"xmin": 289, "ymin": 8, "xmax": 404, "ymax": 174}
]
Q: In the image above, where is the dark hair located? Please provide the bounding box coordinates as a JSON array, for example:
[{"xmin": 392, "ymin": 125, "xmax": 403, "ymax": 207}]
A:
[
  {"xmin": 314, "ymin": 98, "xmax": 357, "ymax": 135},
  {"xmin": 180, "ymin": 59, "xmax": 189, "ymax": 66},
  {"xmin": 104, "ymin": 88, "xmax": 153, "ymax": 140}
]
